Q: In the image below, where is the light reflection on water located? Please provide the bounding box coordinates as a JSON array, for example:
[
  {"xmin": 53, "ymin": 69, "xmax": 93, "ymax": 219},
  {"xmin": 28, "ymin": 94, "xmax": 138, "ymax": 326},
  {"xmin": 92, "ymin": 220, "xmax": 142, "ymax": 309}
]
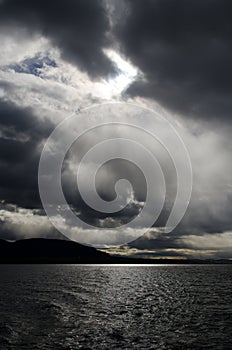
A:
[{"xmin": 0, "ymin": 264, "xmax": 231, "ymax": 349}]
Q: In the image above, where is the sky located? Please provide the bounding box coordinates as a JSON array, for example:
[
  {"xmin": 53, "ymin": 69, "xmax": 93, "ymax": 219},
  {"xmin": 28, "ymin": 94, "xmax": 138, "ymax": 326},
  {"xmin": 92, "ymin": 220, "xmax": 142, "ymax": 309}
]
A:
[{"xmin": 0, "ymin": 0, "xmax": 232, "ymax": 259}]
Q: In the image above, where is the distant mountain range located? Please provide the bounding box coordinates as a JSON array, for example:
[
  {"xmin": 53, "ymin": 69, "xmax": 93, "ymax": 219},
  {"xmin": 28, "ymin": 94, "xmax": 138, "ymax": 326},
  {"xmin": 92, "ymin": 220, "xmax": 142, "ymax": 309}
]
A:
[{"xmin": 0, "ymin": 238, "xmax": 231, "ymax": 264}]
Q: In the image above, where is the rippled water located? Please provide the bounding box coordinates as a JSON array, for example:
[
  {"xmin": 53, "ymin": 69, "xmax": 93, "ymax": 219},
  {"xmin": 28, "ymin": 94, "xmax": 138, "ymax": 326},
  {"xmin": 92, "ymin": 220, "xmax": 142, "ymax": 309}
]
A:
[{"xmin": 0, "ymin": 265, "xmax": 231, "ymax": 349}]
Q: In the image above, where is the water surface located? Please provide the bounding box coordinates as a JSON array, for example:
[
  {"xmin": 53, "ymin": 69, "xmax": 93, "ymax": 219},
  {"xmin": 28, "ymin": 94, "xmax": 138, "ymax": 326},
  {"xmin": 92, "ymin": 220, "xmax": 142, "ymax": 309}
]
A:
[{"xmin": 0, "ymin": 264, "xmax": 231, "ymax": 349}]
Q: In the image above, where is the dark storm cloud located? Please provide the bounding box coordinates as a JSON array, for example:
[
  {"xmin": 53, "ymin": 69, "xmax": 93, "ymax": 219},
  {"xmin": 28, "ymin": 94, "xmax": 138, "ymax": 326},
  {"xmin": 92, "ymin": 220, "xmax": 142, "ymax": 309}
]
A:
[
  {"xmin": 0, "ymin": 99, "xmax": 53, "ymax": 141},
  {"xmin": 61, "ymin": 140, "xmax": 175, "ymax": 229},
  {"xmin": 0, "ymin": 99, "xmax": 149, "ymax": 225},
  {"xmin": 116, "ymin": 0, "xmax": 232, "ymax": 120},
  {"xmin": 0, "ymin": 99, "xmax": 53, "ymax": 208},
  {"xmin": 0, "ymin": 100, "xmax": 145, "ymax": 227},
  {"xmin": 0, "ymin": 0, "xmax": 115, "ymax": 77},
  {"xmin": 129, "ymin": 231, "xmax": 179, "ymax": 250}
]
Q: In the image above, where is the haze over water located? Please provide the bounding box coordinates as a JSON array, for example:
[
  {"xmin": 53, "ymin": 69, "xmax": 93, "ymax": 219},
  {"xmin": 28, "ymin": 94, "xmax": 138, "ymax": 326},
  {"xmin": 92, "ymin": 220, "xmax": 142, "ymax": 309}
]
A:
[{"xmin": 0, "ymin": 265, "xmax": 231, "ymax": 350}]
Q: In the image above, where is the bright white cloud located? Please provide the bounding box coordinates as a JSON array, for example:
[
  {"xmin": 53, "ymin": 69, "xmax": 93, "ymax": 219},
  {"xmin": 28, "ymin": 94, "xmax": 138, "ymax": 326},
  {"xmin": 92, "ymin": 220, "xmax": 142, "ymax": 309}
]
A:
[
  {"xmin": 178, "ymin": 231, "xmax": 232, "ymax": 250},
  {"xmin": 0, "ymin": 206, "xmax": 57, "ymax": 239}
]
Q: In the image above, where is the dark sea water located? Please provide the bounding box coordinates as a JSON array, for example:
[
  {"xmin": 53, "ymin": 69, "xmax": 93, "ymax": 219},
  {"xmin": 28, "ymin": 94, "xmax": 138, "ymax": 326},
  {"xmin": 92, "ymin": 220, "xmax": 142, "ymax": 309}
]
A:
[{"xmin": 0, "ymin": 265, "xmax": 231, "ymax": 350}]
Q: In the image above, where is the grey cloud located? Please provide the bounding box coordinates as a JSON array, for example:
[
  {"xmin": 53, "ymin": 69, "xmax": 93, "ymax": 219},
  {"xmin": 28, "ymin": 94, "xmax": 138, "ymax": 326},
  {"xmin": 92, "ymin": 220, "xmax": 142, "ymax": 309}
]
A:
[
  {"xmin": 115, "ymin": 0, "xmax": 232, "ymax": 120},
  {"xmin": 1, "ymin": 96, "xmax": 232, "ymax": 249},
  {"xmin": 0, "ymin": 0, "xmax": 232, "ymax": 254},
  {"xmin": 0, "ymin": 99, "xmax": 54, "ymax": 208},
  {"xmin": 0, "ymin": 203, "xmax": 64, "ymax": 240},
  {"xmin": 0, "ymin": 0, "xmax": 115, "ymax": 77}
]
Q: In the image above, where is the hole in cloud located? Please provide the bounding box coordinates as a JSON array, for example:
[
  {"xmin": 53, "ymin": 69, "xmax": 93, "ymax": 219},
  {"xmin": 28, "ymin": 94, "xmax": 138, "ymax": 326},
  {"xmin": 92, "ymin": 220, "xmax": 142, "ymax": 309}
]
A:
[{"xmin": 97, "ymin": 49, "xmax": 139, "ymax": 98}]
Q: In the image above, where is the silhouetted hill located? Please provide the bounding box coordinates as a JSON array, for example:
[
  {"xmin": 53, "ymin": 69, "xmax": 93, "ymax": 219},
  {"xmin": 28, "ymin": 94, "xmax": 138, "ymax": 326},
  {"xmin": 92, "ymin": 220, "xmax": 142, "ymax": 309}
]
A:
[
  {"xmin": 0, "ymin": 238, "xmax": 231, "ymax": 264},
  {"xmin": 0, "ymin": 238, "xmax": 110, "ymax": 263}
]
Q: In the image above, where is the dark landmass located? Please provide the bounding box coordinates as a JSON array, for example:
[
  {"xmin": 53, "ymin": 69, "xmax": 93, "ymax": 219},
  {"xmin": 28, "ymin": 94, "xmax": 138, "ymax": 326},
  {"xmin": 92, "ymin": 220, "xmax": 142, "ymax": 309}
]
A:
[
  {"xmin": 0, "ymin": 239, "xmax": 231, "ymax": 264},
  {"xmin": 0, "ymin": 238, "xmax": 109, "ymax": 263}
]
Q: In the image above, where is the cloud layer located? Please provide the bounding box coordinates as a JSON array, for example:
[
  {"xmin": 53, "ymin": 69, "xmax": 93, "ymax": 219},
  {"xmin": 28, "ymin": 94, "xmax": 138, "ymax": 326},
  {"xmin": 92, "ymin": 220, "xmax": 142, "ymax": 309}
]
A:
[{"xmin": 0, "ymin": 0, "xmax": 231, "ymax": 257}]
